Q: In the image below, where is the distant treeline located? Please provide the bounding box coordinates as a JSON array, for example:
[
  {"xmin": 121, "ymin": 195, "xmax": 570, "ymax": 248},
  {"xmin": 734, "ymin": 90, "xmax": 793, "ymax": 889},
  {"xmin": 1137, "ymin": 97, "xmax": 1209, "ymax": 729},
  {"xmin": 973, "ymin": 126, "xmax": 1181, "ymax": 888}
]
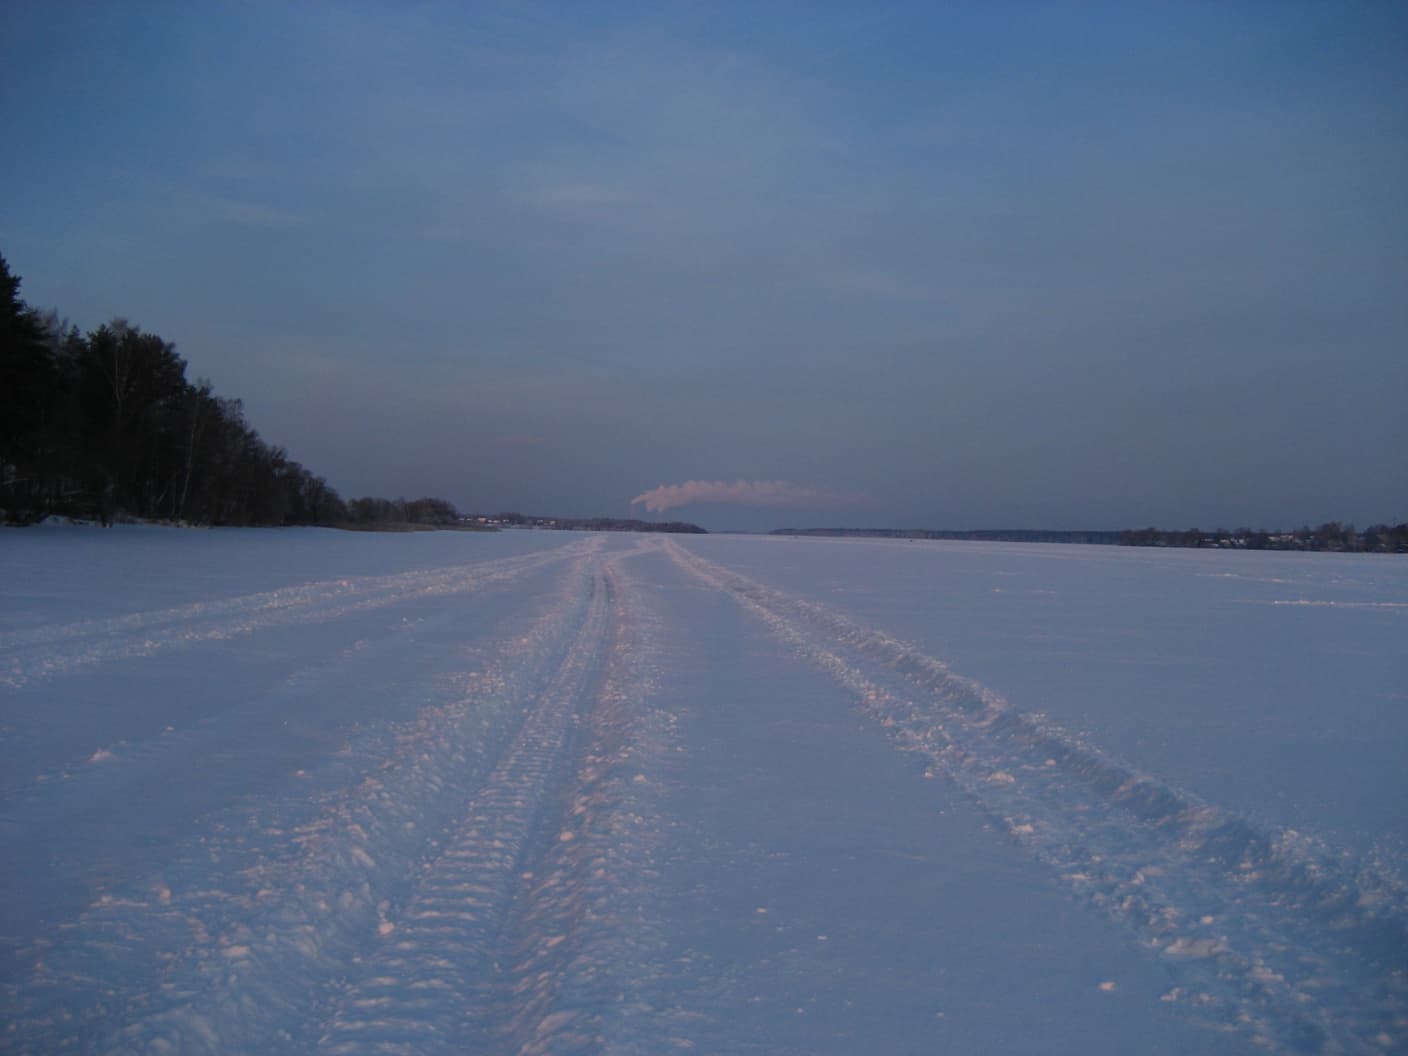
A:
[
  {"xmin": 0, "ymin": 252, "xmax": 466, "ymax": 529},
  {"xmin": 773, "ymin": 528, "xmax": 1123, "ymax": 545},
  {"xmin": 1119, "ymin": 523, "xmax": 1407, "ymax": 553},
  {"xmin": 344, "ymin": 495, "xmax": 470, "ymax": 529},
  {"xmin": 479, "ymin": 512, "xmax": 706, "ymax": 534},
  {"xmin": 774, "ymin": 524, "xmax": 1407, "ymax": 553}
]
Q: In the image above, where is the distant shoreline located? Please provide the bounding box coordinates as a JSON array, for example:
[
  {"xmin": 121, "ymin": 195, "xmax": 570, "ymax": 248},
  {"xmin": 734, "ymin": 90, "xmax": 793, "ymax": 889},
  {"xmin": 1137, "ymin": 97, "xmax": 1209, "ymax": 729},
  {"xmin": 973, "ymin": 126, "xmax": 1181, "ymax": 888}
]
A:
[
  {"xmin": 11, "ymin": 515, "xmax": 1402, "ymax": 554},
  {"xmin": 5, "ymin": 513, "xmax": 707, "ymax": 537},
  {"xmin": 771, "ymin": 524, "xmax": 1407, "ymax": 553}
]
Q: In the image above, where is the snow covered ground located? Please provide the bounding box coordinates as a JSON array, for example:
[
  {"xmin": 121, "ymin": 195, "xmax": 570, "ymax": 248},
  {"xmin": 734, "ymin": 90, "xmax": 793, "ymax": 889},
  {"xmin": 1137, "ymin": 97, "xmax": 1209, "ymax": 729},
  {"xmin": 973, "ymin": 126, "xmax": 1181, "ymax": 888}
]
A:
[{"xmin": 1, "ymin": 526, "xmax": 1403, "ymax": 1054}]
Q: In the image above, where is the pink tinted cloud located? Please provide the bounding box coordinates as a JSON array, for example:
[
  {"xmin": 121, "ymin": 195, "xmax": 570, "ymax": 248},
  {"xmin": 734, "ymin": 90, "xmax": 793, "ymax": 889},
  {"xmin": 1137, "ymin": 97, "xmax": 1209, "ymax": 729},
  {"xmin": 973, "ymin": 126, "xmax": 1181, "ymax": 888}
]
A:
[{"xmin": 631, "ymin": 479, "xmax": 865, "ymax": 514}]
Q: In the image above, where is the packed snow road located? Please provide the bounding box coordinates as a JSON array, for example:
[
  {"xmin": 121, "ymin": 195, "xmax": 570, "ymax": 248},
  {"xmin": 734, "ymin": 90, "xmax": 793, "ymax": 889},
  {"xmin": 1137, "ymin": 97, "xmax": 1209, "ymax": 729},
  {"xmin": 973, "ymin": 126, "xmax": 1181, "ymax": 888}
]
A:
[{"xmin": 1, "ymin": 527, "xmax": 1404, "ymax": 1054}]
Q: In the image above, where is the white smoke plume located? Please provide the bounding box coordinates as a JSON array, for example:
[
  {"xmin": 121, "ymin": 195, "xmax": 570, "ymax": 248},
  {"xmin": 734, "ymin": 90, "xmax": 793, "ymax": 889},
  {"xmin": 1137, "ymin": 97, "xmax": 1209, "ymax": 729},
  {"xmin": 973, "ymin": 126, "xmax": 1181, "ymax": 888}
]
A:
[{"xmin": 630, "ymin": 479, "xmax": 864, "ymax": 514}]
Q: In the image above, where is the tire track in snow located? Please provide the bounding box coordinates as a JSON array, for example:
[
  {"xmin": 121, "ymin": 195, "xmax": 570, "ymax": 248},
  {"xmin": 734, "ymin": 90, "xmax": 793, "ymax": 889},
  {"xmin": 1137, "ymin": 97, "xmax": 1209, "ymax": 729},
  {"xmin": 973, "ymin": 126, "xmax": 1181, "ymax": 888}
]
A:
[
  {"xmin": 477, "ymin": 546, "xmax": 683, "ymax": 1056},
  {"xmin": 0, "ymin": 537, "xmax": 598, "ymax": 688},
  {"xmin": 663, "ymin": 540, "xmax": 1408, "ymax": 1055},
  {"xmin": 0, "ymin": 560, "xmax": 565, "ymax": 830},
  {"xmin": 313, "ymin": 562, "xmax": 611, "ymax": 1054},
  {"xmin": 0, "ymin": 547, "xmax": 610, "ymax": 1054},
  {"xmin": 316, "ymin": 543, "xmax": 682, "ymax": 1056},
  {"xmin": 0, "ymin": 555, "xmax": 596, "ymax": 961}
]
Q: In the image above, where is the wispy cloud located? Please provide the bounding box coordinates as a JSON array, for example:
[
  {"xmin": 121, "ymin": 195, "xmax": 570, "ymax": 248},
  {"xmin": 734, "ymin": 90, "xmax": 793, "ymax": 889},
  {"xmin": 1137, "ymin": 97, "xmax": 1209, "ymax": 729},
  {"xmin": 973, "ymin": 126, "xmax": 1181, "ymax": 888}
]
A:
[{"xmin": 631, "ymin": 479, "xmax": 866, "ymax": 514}]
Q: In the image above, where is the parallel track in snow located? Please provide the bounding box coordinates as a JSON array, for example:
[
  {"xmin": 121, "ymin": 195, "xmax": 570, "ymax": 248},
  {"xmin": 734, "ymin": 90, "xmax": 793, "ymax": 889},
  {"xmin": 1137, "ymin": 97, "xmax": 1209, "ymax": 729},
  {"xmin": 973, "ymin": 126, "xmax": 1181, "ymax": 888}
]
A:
[
  {"xmin": 662, "ymin": 540, "xmax": 1408, "ymax": 1055},
  {"xmin": 2, "ymin": 539, "xmax": 680, "ymax": 1056},
  {"xmin": 315, "ymin": 545, "xmax": 678, "ymax": 1055},
  {"xmin": 1, "ymin": 544, "xmax": 605, "ymax": 1052},
  {"xmin": 7, "ymin": 533, "xmax": 1399, "ymax": 1054},
  {"xmin": 314, "ymin": 563, "xmax": 614, "ymax": 1054},
  {"xmin": 0, "ymin": 538, "xmax": 598, "ymax": 689},
  {"xmin": 479, "ymin": 549, "xmax": 680, "ymax": 1056}
]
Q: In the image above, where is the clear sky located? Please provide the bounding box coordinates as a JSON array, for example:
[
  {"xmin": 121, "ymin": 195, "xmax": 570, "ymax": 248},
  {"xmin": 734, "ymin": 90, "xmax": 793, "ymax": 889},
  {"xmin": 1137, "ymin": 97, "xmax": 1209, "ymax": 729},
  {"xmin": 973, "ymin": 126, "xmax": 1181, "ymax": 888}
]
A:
[{"xmin": 4, "ymin": 1, "xmax": 1405, "ymax": 530}]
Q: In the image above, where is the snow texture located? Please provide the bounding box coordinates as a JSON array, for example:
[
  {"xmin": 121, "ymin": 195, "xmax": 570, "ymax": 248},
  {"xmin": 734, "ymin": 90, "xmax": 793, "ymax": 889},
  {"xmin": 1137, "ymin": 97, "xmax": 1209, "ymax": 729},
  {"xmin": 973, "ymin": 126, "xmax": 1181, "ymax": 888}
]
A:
[{"xmin": 1, "ymin": 526, "xmax": 1404, "ymax": 1054}]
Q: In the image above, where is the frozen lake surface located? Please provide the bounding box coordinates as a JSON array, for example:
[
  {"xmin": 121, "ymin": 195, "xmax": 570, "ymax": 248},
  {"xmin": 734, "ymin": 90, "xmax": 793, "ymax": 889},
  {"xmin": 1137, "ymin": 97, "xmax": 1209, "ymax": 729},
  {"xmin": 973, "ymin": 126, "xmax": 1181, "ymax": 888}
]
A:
[{"xmin": 1, "ymin": 526, "xmax": 1404, "ymax": 1053}]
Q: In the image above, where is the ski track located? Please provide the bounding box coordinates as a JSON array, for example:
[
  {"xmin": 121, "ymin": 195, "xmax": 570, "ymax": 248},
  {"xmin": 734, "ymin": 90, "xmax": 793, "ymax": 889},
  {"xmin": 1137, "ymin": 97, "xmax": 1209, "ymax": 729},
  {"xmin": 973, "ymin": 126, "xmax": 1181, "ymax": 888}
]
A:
[
  {"xmin": 660, "ymin": 539, "xmax": 1408, "ymax": 1056},
  {"xmin": 0, "ymin": 537, "xmax": 600, "ymax": 689},
  {"xmin": 1, "ymin": 539, "xmax": 684, "ymax": 1056}
]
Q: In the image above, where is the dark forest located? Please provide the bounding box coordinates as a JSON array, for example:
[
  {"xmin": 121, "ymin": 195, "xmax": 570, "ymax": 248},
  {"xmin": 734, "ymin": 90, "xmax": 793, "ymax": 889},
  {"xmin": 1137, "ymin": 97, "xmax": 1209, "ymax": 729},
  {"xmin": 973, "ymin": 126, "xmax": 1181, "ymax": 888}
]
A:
[{"xmin": 0, "ymin": 253, "xmax": 461, "ymax": 529}]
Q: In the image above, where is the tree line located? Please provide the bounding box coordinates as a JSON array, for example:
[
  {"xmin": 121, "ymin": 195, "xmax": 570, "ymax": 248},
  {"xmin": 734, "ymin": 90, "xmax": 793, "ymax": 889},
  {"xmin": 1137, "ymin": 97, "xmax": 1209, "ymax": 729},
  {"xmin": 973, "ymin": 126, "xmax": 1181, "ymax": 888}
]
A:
[
  {"xmin": 1120, "ymin": 523, "xmax": 1407, "ymax": 553},
  {"xmin": 1, "ymin": 252, "xmax": 456, "ymax": 529},
  {"xmin": 774, "ymin": 523, "xmax": 1407, "ymax": 553},
  {"xmin": 483, "ymin": 512, "xmax": 705, "ymax": 533},
  {"xmin": 346, "ymin": 496, "xmax": 462, "ymax": 528}
]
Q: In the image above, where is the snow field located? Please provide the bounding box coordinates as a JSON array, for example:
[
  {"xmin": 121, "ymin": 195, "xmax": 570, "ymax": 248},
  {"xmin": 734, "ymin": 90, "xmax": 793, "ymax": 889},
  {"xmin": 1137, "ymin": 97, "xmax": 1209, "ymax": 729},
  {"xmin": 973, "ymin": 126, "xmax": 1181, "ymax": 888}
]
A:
[
  {"xmin": 658, "ymin": 539, "xmax": 1408, "ymax": 1053},
  {"xmin": 1, "ymin": 528, "xmax": 1403, "ymax": 1054}
]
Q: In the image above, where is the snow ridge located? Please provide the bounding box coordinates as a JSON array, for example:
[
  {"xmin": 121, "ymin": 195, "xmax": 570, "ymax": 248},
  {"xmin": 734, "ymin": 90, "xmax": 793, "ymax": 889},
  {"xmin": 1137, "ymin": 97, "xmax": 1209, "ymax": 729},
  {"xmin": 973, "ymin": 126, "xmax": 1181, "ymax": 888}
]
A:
[{"xmin": 663, "ymin": 540, "xmax": 1408, "ymax": 1055}]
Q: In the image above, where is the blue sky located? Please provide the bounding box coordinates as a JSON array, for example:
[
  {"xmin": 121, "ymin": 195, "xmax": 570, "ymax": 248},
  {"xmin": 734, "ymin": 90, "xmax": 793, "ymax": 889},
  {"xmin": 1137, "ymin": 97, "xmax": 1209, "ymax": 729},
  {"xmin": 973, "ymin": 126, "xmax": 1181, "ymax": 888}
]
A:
[{"xmin": 4, "ymin": 1, "xmax": 1405, "ymax": 529}]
